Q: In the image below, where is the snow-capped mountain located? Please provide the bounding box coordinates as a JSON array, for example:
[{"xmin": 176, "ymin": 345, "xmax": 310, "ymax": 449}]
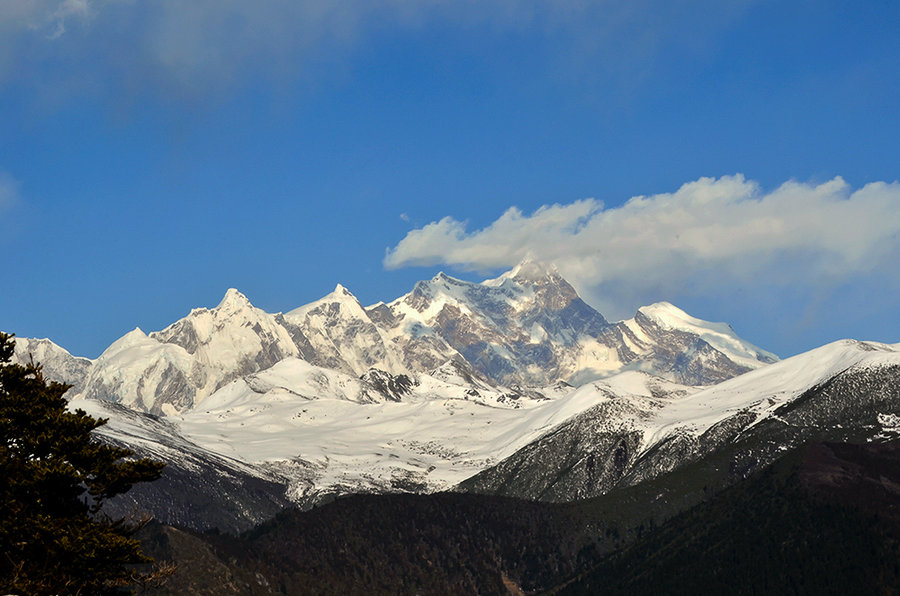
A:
[
  {"xmin": 8, "ymin": 260, "xmax": 898, "ymax": 533},
  {"xmin": 359, "ymin": 261, "xmax": 776, "ymax": 387},
  {"xmin": 595, "ymin": 301, "xmax": 778, "ymax": 386},
  {"xmin": 283, "ymin": 284, "xmax": 411, "ymax": 376},
  {"xmin": 375, "ymin": 262, "xmax": 612, "ymax": 386},
  {"xmin": 4, "ymin": 261, "xmax": 810, "ymax": 530},
  {"xmin": 79, "ymin": 327, "xmax": 202, "ymax": 413},
  {"xmin": 14, "ymin": 260, "xmax": 776, "ymax": 416}
]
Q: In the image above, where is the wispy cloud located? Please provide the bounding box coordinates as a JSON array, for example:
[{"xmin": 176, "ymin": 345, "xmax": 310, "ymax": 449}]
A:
[
  {"xmin": 0, "ymin": 170, "xmax": 21, "ymax": 214},
  {"xmin": 47, "ymin": 0, "xmax": 92, "ymax": 39},
  {"xmin": 384, "ymin": 175, "xmax": 900, "ymax": 318},
  {"xmin": 0, "ymin": 1, "xmax": 752, "ymax": 103}
]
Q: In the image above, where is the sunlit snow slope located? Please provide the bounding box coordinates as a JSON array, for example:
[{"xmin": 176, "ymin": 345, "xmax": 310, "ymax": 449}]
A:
[{"xmin": 60, "ymin": 339, "xmax": 899, "ymax": 516}]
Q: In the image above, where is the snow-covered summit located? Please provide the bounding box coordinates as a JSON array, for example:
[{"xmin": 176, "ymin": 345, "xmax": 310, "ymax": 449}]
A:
[
  {"xmin": 286, "ymin": 283, "xmax": 361, "ymax": 321},
  {"xmin": 638, "ymin": 301, "xmax": 735, "ymax": 334},
  {"xmin": 152, "ymin": 288, "xmax": 299, "ymax": 369},
  {"xmin": 483, "ymin": 258, "xmax": 560, "ymax": 287},
  {"xmin": 634, "ymin": 302, "xmax": 778, "ymax": 370},
  {"xmin": 71, "ymin": 289, "xmax": 301, "ymax": 414},
  {"xmin": 81, "ymin": 327, "xmax": 199, "ymax": 412},
  {"xmin": 284, "ymin": 282, "xmax": 403, "ymax": 376},
  {"xmin": 216, "ymin": 287, "xmax": 253, "ymax": 312},
  {"xmin": 107, "ymin": 327, "xmax": 150, "ymax": 350}
]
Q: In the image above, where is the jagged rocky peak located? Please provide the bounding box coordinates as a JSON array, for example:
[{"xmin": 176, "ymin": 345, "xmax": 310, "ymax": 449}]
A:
[
  {"xmin": 284, "ymin": 282, "xmax": 402, "ymax": 377},
  {"xmin": 481, "ymin": 259, "xmax": 587, "ymax": 315},
  {"xmin": 402, "ymin": 274, "xmax": 454, "ymax": 312},
  {"xmin": 89, "ymin": 288, "xmax": 302, "ymax": 411},
  {"xmin": 152, "ymin": 287, "xmax": 297, "ymax": 359},
  {"xmin": 399, "ymin": 260, "xmax": 581, "ymax": 320},
  {"xmin": 375, "ymin": 262, "xmax": 612, "ymax": 386},
  {"xmin": 492, "ymin": 261, "xmax": 608, "ymax": 337}
]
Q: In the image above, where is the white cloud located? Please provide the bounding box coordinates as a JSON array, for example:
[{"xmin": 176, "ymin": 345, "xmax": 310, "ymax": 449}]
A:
[{"xmin": 384, "ymin": 175, "xmax": 900, "ymax": 318}]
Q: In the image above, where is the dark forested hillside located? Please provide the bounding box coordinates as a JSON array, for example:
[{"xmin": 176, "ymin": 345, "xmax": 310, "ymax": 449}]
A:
[
  {"xmin": 137, "ymin": 439, "xmax": 900, "ymax": 595},
  {"xmin": 557, "ymin": 440, "xmax": 900, "ymax": 595},
  {"xmin": 138, "ymin": 493, "xmax": 598, "ymax": 595}
]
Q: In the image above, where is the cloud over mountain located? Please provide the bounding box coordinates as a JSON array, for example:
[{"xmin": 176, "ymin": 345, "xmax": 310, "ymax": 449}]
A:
[{"xmin": 384, "ymin": 175, "xmax": 900, "ymax": 318}]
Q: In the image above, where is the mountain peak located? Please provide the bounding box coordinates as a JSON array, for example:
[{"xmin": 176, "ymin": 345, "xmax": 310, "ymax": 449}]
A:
[
  {"xmin": 126, "ymin": 326, "xmax": 147, "ymax": 338},
  {"xmin": 637, "ymin": 302, "xmax": 741, "ymax": 337},
  {"xmin": 287, "ymin": 283, "xmax": 364, "ymax": 319},
  {"xmin": 637, "ymin": 301, "xmax": 736, "ymax": 337},
  {"xmin": 328, "ymin": 283, "xmax": 361, "ymax": 302},
  {"xmin": 482, "ymin": 259, "xmax": 560, "ymax": 288},
  {"xmin": 217, "ymin": 288, "xmax": 253, "ymax": 311},
  {"xmin": 509, "ymin": 259, "xmax": 558, "ymax": 283},
  {"xmin": 637, "ymin": 301, "xmax": 690, "ymax": 325},
  {"xmin": 102, "ymin": 327, "xmax": 151, "ymax": 355},
  {"xmin": 333, "ymin": 283, "xmax": 356, "ymax": 297},
  {"xmin": 633, "ymin": 302, "xmax": 779, "ymax": 367}
]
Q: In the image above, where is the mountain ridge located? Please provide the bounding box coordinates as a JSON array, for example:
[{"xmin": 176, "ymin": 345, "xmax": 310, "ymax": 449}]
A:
[{"xmin": 11, "ymin": 261, "xmax": 777, "ymax": 415}]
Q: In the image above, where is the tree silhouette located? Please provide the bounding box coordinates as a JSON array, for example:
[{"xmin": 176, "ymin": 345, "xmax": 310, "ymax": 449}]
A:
[{"xmin": 0, "ymin": 332, "xmax": 166, "ymax": 594}]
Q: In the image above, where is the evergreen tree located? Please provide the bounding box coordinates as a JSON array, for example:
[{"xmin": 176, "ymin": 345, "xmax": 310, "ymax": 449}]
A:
[{"xmin": 0, "ymin": 332, "xmax": 166, "ymax": 594}]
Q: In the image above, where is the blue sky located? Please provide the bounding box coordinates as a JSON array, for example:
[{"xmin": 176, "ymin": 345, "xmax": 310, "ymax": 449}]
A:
[{"xmin": 1, "ymin": 0, "xmax": 898, "ymax": 360}]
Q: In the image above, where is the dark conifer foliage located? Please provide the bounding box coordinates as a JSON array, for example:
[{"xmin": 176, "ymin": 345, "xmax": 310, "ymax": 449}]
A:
[
  {"xmin": 558, "ymin": 441, "xmax": 900, "ymax": 595},
  {"xmin": 134, "ymin": 439, "xmax": 900, "ymax": 594},
  {"xmin": 136, "ymin": 492, "xmax": 597, "ymax": 595},
  {"xmin": 0, "ymin": 332, "xmax": 166, "ymax": 594}
]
